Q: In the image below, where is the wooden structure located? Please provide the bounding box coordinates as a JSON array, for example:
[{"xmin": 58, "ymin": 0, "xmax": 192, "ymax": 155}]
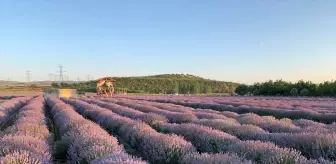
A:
[{"xmin": 96, "ymin": 77, "xmax": 116, "ymax": 97}]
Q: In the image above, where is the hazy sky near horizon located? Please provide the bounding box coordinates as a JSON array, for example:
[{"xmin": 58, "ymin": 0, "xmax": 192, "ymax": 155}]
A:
[{"xmin": 0, "ymin": 0, "xmax": 336, "ymax": 84}]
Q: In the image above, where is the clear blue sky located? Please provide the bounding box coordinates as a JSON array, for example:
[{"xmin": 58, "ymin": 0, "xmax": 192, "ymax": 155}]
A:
[{"xmin": 1, "ymin": 0, "xmax": 335, "ymax": 84}]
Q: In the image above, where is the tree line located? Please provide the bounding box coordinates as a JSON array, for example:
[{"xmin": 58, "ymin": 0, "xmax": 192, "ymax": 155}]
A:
[{"xmin": 235, "ymin": 80, "xmax": 336, "ymax": 97}]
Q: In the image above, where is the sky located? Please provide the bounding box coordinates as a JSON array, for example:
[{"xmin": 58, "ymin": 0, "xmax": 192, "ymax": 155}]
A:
[{"xmin": 0, "ymin": 0, "xmax": 336, "ymax": 84}]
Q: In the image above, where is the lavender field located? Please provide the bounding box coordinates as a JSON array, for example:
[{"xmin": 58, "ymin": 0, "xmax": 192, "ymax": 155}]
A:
[{"xmin": 0, "ymin": 95, "xmax": 335, "ymax": 164}]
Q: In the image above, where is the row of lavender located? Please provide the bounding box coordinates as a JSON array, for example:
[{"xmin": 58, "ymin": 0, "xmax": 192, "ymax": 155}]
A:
[
  {"xmin": 77, "ymin": 98, "xmax": 333, "ymax": 163},
  {"xmin": 0, "ymin": 96, "xmax": 32, "ymax": 128},
  {"xmin": 210, "ymin": 97, "xmax": 336, "ymax": 113},
  {"xmin": 123, "ymin": 95, "xmax": 336, "ymax": 124},
  {"xmin": 4, "ymin": 95, "xmax": 332, "ymax": 163},
  {"xmin": 0, "ymin": 95, "xmax": 18, "ymax": 100},
  {"xmin": 46, "ymin": 97, "xmax": 146, "ymax": 164},
  {"xmin": 113, "ymin": 98, "xmax": 336, "ymax": 133},
  {"xmin": 62, "ymin": 98, "xmax": 252, "ymax": 164},
  {"xmin": 131, "ymin": 96, "xmax": 336, "ymax": 113},
  {"xmin": 92, "ymin": 98, "xmax": 336, "ymax": 161},
  {"xmin": 0, "ymin": 96, "xmax": 51, "ymax": 163},
  {"xmin": 2, "ymin": 96, "xmax": 147, "ymax": 163}
]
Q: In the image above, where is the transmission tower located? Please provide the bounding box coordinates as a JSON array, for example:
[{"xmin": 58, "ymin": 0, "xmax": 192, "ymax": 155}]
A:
[
  {"xmin": 26, "ymin": 71, "xmax": 31, "ymax": 83},
  {"xmin": 64, "ymin": 75, "xmax": 69, "ymax": 81},
  {"xmin": 48, "ymin": 74, "xmax": 54, "ymax": 81},
  {"xmin": 57, "ymin": 65, "xmax": 66, "ymax": 82}
]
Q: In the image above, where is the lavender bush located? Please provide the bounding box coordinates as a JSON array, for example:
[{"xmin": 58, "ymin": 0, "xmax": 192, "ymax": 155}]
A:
[
  {"xmin": 156, "ymin": 123, "xmax": 239, "ymax": 153},
  {"xmin": 46, "ymin": 97, "xmax": 133, "ymax": 164},
  {"xmin": 105, "ymin": 99, "xmax": 197, "ymax": 123},
  {"xmin": 193, "ymin": 109, "xmax": 239, "ymax": 118},
  {"xmin": 180, "ymin": 152, "xmax": 252, "ymax": 164},
  {"xmin": 228, "ymin": 141, "xmax": 311, "ymax": 164},
  {"xmin": 87, "ymin": 98, "xmax": 320, "ymax": 163},
  {"xmin": 81, "ymin": 98, "xmax": 168, "ymax": 125},
  {"xmin": 236, "ymin": 113, "xmax": 303, "ymax": 133},
  {"xmin": 138, "ymin": 100, "xmax": 194, "ymax": 114},
  {"xmin": 91, "ymin": 152, "xmax": 147, "ymax": 164},
  {"xmin": 155, "ymin": 122, "xmax": 313, "ymax": 164},
  {"xmin": 63, "ymin": 98, "xmax": 197, "ymax": 164},
  {"xmin": 0, "ymin": 96, "xmax": 31, "ymax": 126},
  {"xmin": 194, "ymin": 119, "xmax": 336, "ymax": 160},
  {"xmin": 0, "ymin": 96, "xmax": 51, "ymax": 163},
  {"xmin": 2, "ymin": 95, "xmax": 333, "ymax": 163},
  {"xmin": 115, "ymin": 98, "xmax": 333, "ymax": 133},
  {"xmin": 133, "ymin": 96, "xmax": 336, "ymax": 123}
]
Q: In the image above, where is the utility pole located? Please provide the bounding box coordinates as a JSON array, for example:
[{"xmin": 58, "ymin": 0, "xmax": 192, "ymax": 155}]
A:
[{"xmin": 26, "ymin": 70, "xmax": 31, "ymax": 83}]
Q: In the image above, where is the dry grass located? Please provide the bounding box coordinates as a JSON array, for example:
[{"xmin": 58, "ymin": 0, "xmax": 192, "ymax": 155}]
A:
[{"xmin": 0, "ymin": 85, "xmax": 45, "ymax": 96}]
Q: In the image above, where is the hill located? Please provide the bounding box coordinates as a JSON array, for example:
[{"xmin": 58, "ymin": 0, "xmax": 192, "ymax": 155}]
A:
[
  {"xmin": 53, "ymin": 74, "xmax": 239, "ymax": 94},
  {"xmin": 139, "ymin": 74, "xmax": 205, "ymax": 80}
]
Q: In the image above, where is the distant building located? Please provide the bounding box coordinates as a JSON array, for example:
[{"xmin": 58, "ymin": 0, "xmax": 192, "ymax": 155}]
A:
[{"xmin": 44, "ymin": 88, "xmax": 78, "ymax": 98}]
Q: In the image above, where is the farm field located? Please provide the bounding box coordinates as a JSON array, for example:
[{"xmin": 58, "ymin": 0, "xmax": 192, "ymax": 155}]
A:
[
  {"xmin": 0, "ymin": 95, "xmax": 335, "ymax": 164},
  {"xmin": 126, "ymin": 95, "xmax": 336, "ymax": 123}
]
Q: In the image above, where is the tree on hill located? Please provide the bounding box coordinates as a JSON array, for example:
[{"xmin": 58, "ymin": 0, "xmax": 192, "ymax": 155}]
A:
[
  {"xmin": 300, "ymin": 88, "xmax": 309, "ymax": 96},
  {"xmin": 290, "ymin": 88, "xmax": 298, "ymax": 96},
  {"xmin": 205, "ymin": 86, "xmax": 212, "ymax": 94},
  {"xmin": 235, "ymin": 84, "xmax": 250, "ymax": 95},
  {"xmin": 174, "ymin": 81, "xmax": 179, "ymax": 93}
]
